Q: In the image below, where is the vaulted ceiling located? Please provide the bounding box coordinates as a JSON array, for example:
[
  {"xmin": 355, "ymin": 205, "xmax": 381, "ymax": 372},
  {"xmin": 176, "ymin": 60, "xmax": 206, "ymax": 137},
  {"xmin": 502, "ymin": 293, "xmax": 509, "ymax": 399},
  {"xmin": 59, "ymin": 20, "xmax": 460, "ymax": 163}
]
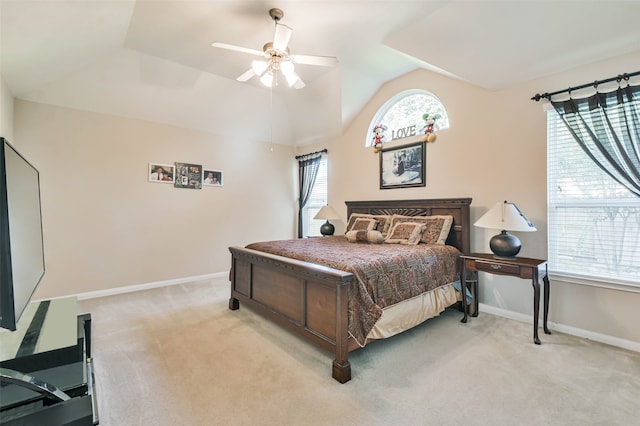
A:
[{"xmin": 2, "ymin": 1, "xmax": 639, "ymax": 146}]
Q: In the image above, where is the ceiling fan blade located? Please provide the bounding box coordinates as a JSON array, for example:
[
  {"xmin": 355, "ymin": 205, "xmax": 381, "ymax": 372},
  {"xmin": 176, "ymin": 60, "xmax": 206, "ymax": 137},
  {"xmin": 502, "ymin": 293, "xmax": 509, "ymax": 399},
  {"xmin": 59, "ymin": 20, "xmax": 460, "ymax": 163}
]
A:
[
  {"xmin": 291, "ymin": 54, "xmax": 338, "ymax": 67},
  {"xmin": 293, "ymin": 76, "xmax": 306, "ymax": 89},
  {"xmin": 272, "ymin": 23, "xmax": 293, "ymax": 51},
  {"xmin": 211, "ymin": 42, "xmax": 263, "ymax": 57},
  {"xmin": 236, "ymin": 69, "xmax": 256, "ymax": 82}
]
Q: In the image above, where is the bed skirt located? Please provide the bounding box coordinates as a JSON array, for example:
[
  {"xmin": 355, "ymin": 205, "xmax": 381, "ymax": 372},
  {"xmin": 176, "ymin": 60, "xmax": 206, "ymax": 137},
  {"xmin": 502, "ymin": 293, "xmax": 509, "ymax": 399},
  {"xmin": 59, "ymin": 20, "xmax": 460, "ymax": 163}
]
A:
[{"xmin": 365, "ymin": 283, "xmax": 458, "ymax": 340}]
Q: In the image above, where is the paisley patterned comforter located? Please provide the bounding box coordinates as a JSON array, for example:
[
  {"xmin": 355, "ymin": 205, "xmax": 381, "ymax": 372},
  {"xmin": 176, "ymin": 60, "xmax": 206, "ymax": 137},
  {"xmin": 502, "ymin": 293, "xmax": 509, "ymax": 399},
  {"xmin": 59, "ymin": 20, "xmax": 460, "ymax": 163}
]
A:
[{"xmin": 246, "ymin": 236, "xmax": 461, "ymax": 346}]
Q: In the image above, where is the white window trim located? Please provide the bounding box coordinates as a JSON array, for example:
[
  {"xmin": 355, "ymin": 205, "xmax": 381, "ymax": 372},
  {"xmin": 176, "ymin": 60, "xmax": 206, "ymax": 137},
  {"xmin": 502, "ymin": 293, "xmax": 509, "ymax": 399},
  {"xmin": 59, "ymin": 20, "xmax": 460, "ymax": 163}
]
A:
[{"xmin": 549, "ymin": 272, "xmax": 640, "ymax": 294}]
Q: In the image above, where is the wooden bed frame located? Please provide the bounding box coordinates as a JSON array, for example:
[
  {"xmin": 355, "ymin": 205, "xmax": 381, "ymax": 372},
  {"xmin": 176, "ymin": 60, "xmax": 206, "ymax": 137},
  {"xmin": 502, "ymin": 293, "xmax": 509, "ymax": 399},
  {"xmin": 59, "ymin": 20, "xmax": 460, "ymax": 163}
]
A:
[{"xmin": 228, "ymin": 198, "xmax": 471, "ymax": 383}]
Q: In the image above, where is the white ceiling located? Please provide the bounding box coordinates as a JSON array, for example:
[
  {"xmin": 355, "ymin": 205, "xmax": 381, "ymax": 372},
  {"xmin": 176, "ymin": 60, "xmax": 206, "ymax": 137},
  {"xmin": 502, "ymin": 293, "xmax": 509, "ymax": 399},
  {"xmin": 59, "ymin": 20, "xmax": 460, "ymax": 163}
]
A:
[{"xmin": 2, "ymin": 0, "xmax": 640, "ymax": 146}]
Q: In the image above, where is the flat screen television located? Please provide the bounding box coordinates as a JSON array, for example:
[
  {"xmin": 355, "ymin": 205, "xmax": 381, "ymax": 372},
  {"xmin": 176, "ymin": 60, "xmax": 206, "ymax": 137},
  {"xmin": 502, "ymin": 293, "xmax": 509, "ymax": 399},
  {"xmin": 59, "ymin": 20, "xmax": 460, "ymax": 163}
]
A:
[{"xmin": 0, "ymin": 137, "xmax": 45, "ymax": 331}]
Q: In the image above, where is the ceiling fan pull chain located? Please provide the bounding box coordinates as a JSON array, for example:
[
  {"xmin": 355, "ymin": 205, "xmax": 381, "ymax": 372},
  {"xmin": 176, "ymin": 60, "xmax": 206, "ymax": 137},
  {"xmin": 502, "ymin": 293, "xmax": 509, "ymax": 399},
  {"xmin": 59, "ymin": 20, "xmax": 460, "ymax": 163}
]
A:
[{"xmin": 270, "ymin": 84, "xmax": 274, "ymax": 152}]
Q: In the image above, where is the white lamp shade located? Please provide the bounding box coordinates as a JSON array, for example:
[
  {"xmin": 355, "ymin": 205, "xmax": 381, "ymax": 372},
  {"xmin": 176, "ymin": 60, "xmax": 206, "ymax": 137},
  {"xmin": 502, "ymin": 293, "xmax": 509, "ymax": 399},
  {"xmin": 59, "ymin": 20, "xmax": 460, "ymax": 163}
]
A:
[
  {"xmin": 474, "ymin": 201, "xmax": 536, "ymax": 232},
  {"xmin": 251, "ymin": 60, "xmax": 268, "ymax": 76},
  {"xmin": 283, "ymin": 69, "xmax": 300, "ymax": 87},
  {"xmin": 314, "ymin": 205, "xmax": 340, "ymax": 221},
  {"xmin": 280, "ymin": 60, "xmax": 295, "ymax": 77},
  {"xmin": 277, "ymin": 60, "xmax": 299, "ymax": 87},
  {"xmin": 259, "ymin": 71, "xmax": 273, "ymax": 87}
]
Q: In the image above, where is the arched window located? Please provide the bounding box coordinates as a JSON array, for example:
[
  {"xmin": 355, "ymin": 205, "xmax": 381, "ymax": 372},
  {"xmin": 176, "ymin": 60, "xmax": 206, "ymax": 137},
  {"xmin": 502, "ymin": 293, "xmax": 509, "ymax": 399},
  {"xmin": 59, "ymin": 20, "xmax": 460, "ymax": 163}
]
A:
[{"xmin": 366, "ymin": 89, "xmax": 449, "ymax": 147}]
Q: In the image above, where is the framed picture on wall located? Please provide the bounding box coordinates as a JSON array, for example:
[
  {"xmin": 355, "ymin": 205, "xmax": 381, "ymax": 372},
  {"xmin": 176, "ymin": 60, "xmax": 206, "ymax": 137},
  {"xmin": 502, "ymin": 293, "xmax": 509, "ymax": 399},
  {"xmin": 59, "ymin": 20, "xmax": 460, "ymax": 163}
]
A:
[
  {"xmin": 203, "ymin": 169, "xmax": 223, "ymax": 187},
  {"xmin": 148, "ymin": 163, "xmax": 175, "ymax": 183},
  {"xmin": 379, "ymin": 141, "xmax": 426, "ymax": 189},
  {"xmin": 174, "ymin": 162, "xmax": 202, "ymax": 189}
]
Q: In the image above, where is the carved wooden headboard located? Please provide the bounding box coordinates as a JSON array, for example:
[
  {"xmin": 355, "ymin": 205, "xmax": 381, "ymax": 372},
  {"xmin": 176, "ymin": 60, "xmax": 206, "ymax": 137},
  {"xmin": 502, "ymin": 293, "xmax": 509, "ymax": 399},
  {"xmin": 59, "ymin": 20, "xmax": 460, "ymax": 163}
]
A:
[{"xmin": 345, "ymin": 198, "xmax": 472, "ymax": 254}]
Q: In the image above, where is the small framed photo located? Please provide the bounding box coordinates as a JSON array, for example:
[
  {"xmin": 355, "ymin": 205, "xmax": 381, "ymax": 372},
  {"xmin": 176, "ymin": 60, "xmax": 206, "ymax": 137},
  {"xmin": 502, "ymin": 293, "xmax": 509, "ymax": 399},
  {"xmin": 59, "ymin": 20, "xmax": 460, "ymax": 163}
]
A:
[
  {"xmin": 149, "ymin": 163, "xmax": 175, "ymax": 183},
  {"xmin": 379, "ymin": 141, "xmax": 426, "ymax": 189},
  {"xmin": 203, "ymin": 169, "xmax": 223, "ymax": 187},
  {"xmin": 174, "ymin": 162, "xmax": 202, "ymax": 189}
]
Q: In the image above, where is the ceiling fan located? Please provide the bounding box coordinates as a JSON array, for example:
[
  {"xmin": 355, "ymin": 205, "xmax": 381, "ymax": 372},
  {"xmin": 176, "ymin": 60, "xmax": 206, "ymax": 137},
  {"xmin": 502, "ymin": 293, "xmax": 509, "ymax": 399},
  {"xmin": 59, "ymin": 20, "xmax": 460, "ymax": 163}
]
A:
[{"xmin": 211, "ymin": 8, "xmax": 338, "ymax": 89}]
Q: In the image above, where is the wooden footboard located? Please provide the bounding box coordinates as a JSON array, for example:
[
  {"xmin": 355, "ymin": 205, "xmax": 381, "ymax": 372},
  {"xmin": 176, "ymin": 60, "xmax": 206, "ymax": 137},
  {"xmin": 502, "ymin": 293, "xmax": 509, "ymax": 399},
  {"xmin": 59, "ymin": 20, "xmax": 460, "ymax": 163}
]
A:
[{"xmin": 228, "ymin": 246, "xmax": 355, "ymax": 383}]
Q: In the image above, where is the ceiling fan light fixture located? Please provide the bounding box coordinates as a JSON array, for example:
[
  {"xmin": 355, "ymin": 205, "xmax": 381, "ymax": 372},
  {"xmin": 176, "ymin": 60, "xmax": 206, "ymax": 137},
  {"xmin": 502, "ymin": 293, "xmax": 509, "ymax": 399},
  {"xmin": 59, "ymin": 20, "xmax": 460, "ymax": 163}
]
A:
[
  {"xmin": 251, "ymin": 60, "xmax": 268, "ymax": 76},
  {"xmin": 259, "ymin": 71, "xmax": 274, "ymax": 87},
  {"xmin": 285, "ymin": 72, "xmax": 300, "ymax": 87},
  {"xmin": 280, "ymin": 60, "xmax": 295, "ymax": 76},
  {"xmin": 280, "ymin": 60, "xmax": 299, "ymax": 86}
]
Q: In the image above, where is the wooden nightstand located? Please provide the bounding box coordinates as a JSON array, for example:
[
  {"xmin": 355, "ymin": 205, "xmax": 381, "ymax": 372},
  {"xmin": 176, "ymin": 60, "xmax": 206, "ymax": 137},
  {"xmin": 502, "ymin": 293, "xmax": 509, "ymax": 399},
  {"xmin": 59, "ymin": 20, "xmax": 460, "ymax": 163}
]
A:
[{"xmin": 460, "ymin": 253, "xmax": 551, "ymax": 344}]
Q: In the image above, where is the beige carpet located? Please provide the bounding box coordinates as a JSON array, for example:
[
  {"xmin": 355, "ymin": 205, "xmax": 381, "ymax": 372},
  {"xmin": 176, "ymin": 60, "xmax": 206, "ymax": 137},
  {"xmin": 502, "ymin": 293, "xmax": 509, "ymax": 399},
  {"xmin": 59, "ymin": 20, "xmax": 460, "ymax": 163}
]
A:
[{"xmin": 78, "ymin": 279, "xmax": 640, "ymax": 426}]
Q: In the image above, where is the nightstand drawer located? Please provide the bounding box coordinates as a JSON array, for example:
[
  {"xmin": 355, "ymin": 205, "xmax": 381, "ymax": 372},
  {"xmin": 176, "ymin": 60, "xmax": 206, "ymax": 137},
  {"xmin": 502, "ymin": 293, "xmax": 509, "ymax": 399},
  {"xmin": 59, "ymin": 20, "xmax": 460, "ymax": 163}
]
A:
[{"xmin": 474, "ymin": 260, "xmax": 520, "ymax": 275}]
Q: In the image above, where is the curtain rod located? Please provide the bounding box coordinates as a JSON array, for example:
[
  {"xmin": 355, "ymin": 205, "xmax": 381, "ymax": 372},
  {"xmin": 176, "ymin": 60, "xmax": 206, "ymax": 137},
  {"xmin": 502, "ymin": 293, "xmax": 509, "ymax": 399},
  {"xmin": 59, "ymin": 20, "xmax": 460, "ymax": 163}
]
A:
[
  {"xmin": 295, "ymin": 148, "xmax": 327, "ymax": 160},
  {"xmin": 531, "ymin": 70, "xmax": 640, "ymax": 101}
]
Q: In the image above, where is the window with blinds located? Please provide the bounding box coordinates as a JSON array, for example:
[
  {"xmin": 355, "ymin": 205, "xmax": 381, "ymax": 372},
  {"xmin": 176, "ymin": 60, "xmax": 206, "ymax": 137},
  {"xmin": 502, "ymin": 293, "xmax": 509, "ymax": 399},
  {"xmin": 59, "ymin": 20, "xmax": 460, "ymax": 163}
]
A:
[
  {"xmin": 301, "ymin": 156, "xmax": 328, "ymax": 237},
  {"xmin": 547, "ymin": 110, "xmax": 640, "ymax": 288}
]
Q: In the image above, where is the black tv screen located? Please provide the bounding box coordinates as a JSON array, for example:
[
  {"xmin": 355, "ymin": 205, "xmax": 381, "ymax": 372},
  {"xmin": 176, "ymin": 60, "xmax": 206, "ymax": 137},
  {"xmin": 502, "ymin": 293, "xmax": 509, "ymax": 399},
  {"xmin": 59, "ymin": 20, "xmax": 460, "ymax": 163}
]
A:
[{"xmin": 0, "ymin": 137, "xmax": 45, "ymax": 331}]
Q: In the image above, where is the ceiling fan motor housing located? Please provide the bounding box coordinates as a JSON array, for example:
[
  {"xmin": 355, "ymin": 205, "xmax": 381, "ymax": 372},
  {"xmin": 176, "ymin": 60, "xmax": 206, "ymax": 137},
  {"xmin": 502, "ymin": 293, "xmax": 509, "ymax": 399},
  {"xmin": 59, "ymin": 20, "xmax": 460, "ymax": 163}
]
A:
[{"xmin": 263, "ymin": 42, "xmax": 290, "ymax": 58}]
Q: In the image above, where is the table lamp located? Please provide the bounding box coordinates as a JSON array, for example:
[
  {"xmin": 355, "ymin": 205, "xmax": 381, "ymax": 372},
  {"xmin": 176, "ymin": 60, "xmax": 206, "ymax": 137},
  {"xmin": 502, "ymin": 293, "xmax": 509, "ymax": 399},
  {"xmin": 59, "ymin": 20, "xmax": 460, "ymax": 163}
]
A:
[
  {"xmin": 314, "ymin": 205, "xmax": 340, "ymax": 236},
  {"xmin": 474, "ymin": 201, "xmax": 536, "ymax": 258}
]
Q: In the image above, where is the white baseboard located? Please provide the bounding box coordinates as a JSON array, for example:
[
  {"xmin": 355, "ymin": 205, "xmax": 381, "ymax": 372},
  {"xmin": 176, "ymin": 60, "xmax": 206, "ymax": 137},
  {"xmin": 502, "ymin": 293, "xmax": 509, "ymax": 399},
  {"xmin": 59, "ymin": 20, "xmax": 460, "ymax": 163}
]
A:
[
  {"xmin": 72, "ymin": 272, "xmax": 228, "ymax": 301},
  {"xmin": 479, "ymin": 303, "xmax": 640, "ymax": 353}
]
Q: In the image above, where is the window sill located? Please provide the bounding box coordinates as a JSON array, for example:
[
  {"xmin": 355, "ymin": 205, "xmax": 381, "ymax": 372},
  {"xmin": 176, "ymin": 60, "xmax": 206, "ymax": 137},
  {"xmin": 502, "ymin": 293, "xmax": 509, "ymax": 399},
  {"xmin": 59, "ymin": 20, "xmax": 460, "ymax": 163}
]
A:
[{"xmin": 549, "ymin": 272, "xmax": 640, "ymax": 294}]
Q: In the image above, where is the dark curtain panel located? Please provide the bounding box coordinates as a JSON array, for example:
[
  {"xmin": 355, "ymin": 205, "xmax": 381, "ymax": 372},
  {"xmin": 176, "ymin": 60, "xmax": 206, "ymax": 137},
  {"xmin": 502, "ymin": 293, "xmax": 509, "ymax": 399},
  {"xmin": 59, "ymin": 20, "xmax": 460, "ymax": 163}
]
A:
[
  {"xmin": 551, "ymin": 84, "xmax": 640, "ymax": 197},
  {"xmin": 297, "ymin": 154, "xmax": 322, "ymax": 238}
]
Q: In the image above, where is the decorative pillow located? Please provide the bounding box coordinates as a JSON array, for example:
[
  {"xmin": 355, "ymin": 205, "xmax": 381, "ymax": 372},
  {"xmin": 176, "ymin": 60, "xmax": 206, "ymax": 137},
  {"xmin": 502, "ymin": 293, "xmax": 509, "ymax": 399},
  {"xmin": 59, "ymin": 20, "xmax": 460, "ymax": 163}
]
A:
[
  {"xmin": 389, "ymin": 214, "xmax": 453, "ymax": 244},
  {"xmin": 350, "ymin": 217, "xmax": 378, "ymax": 231},
  {"xmin": 346, "ymin": 213, "xmax": 391, "ymax": 234},
  {"xmin": 345, "ymin": 230, "xmax": 385, "ymax": 244},
  {"xmin": 419, "ymin": 215, "xmax": 454, "ymax": 244},
  {"xmin": 372, "ymin": 215, "xmax": 392, "ymax": 235},
  {"xmin": 384, "ymin": 222, "xmax": 426, "ymax": 245}
]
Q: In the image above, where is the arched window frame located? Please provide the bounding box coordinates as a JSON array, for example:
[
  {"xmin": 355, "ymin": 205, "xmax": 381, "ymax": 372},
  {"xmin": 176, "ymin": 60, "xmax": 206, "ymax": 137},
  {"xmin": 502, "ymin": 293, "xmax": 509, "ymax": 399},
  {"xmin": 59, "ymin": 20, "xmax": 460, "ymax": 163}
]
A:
[{"xmin": 365, "ymin": 89, "xmax": 450, "ymax": 147}]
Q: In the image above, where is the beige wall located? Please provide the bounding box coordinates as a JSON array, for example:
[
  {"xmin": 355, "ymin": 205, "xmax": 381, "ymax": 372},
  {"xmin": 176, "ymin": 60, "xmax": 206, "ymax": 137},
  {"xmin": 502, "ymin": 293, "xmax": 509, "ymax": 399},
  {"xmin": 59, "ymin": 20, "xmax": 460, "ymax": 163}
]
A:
[
  {"xmin": 1, "ymin": 73, "xmax": 14, "ymax": 140},
  {"xmin": 14, "ymin": 100, "xmax": 296, "ymax": 299},
  {"xmin": 327, "ymin": 51, "xmax": 640, "ymax": 347}
]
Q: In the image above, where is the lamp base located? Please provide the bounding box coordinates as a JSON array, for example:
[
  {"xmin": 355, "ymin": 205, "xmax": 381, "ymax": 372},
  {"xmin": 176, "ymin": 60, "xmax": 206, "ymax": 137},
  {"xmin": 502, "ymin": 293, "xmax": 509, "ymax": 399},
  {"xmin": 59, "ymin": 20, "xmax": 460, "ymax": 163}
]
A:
[
  {"xmin": 320, "ymin": 221, "xmax": 335, "ymax": 236},
  {"xmin": 489, "ymin": 230, "xmax": 521, "ymax": 258}
]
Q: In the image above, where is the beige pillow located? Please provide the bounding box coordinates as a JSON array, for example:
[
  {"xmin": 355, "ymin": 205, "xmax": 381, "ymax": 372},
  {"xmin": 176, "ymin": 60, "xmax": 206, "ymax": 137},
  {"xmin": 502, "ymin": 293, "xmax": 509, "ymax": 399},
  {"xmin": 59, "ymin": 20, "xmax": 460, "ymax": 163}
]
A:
[
  {"xmin": 350, "ymin": 217, "xmax": 378, "ymax": 231},
  {"xmin": 389, "ymin": 214, "xmax": 453, "ymax": 244},
  {"xmin": 384, "ymin": 222, "xmax": 426, "ymax": 245},
  {"xmin": 345, "ymin": 230, "xmax": 385, "ymax": 244},
  {"xmin": 346, "ymin": 213, "xmax": 391, "ymax": 234}
]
